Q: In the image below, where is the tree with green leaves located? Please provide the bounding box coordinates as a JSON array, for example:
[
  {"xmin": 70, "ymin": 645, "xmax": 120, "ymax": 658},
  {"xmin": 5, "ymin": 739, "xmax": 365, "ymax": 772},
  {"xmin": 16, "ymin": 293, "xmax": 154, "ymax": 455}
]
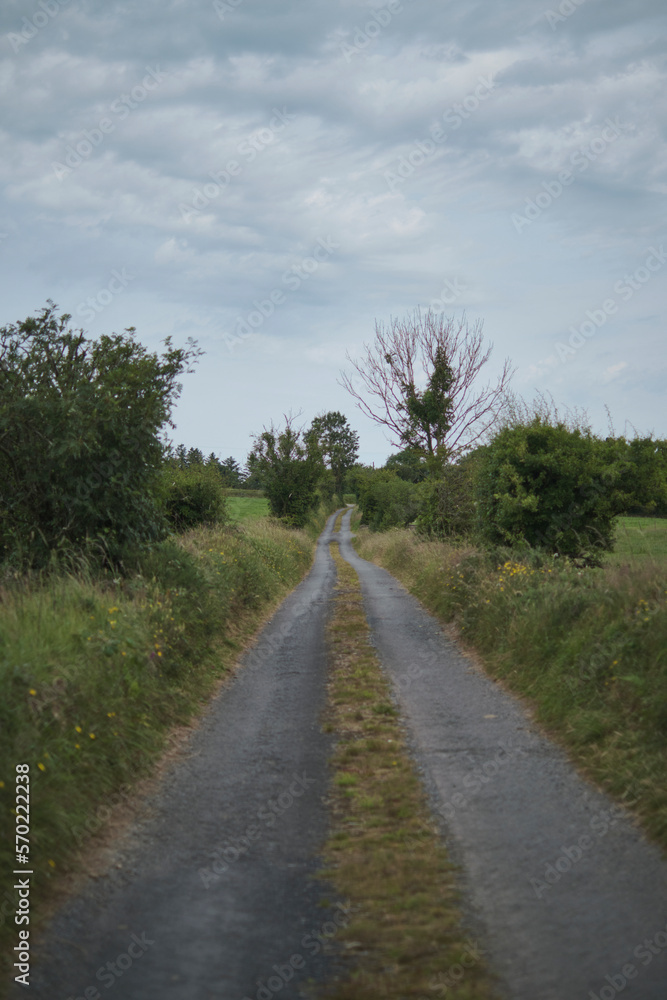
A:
[
  {"xmin": 243, "ymin": 451, "xmax": 266, "ymax": 490},
  {"xmin": 219, "ymin": 456, "xmax": 243, "ymax": 488},
  {"xmin": 0, "ymin": 302, "xmax": 201, "ymax": 566},
  {"xmin": 307, "ymin": 411, "xmax": 359, "ymax": 496},
  {"xmin": 340, "ymin": 310, "xmax": 513, "ymax": 465},
  {"xmin": 384, "ymin": 449, "xmax": 428, "ymax": 483},
  {"xmin": 249, "ymin": 416, "xmax": 323, "ymax": 526}
]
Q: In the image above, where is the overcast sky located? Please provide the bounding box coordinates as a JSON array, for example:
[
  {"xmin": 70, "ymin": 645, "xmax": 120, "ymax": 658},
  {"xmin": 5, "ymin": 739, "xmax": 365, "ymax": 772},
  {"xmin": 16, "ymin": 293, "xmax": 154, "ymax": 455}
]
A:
[{"xmin": 2, "ymin": 0, "xmax": 665, "ymax": 466}]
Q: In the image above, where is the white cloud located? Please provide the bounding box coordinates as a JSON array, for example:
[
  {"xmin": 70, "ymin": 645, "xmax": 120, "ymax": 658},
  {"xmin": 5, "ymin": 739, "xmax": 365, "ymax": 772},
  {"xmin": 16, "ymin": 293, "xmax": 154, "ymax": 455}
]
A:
[{"xmin": 0, "ymin": 0, "xmax": 665, "ymax": 462}]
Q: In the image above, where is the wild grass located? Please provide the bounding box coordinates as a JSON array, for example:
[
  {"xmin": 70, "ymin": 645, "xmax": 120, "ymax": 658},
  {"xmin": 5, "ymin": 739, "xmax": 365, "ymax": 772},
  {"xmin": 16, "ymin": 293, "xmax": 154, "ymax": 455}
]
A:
[
  {"xmin": 0, "ymin": 515, "xmax": 323, "ymax": 986},
  {"xmin": 318, "ymin": 540, "xmax": 499, "ymax": 999},
  {"xmin": 354, "ymin": 526, "xmax": 667, "ymax": 852}
]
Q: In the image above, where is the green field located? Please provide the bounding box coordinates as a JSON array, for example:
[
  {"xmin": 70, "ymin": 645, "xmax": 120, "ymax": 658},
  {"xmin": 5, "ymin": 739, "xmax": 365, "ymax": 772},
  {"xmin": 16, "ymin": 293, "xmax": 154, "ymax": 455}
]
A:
[
  {"xmin": 609, "ymin": 516, "xmax": 667, "ymax": 565},
  {"xmin": 227, "ymin": 495, "xmax": 270, "ymax": 522}
]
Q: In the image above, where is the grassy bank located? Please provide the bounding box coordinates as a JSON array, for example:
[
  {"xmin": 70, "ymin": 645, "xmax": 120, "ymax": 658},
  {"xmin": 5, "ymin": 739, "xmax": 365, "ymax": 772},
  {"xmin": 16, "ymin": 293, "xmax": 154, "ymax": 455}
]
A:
[
  {"xmin": 353, "ymin": 523, "xmax": 667, "ymax": 851},
  {"xmin": 0, "ymin": 513, "xmax": 323, "ymax": 983},
  {"xmin": 318, "ymin": 538, "xmax": 498, "ymax": 999}
]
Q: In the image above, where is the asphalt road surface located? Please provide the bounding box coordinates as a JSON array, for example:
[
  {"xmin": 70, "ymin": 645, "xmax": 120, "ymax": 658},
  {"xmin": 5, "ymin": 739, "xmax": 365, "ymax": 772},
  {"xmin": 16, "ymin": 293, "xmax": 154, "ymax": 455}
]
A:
[
  {"xmin": 338, "ymin": 507, "xmax": 667, "ymax": 1000},
  {"xmin": 18, "ymin": 512, "xmax": 344, "ymax": 1000},
  {"xmin": 16, "ymin": 509, "xmax": 667, "ymax": 1000}
]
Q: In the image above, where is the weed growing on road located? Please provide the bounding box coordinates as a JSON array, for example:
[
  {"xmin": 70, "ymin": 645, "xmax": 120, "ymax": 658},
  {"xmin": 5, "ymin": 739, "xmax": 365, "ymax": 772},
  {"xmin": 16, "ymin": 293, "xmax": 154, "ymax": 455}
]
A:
[{"xmin": 318, "ymin": 539, "xmax": 498, "ymax": 999}]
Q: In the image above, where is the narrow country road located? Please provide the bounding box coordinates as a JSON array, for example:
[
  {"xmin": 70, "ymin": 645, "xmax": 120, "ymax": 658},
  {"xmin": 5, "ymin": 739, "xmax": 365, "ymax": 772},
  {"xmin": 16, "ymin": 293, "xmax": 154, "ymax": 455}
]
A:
[
  {"xmin": 17, "ymin": 512, "xmax": 344, "ymax": 1000},
  {"xmin": 16, "ymin": 510, "xmax": 667, "ymax": 1000},
  {"xmin": 338, "ymin": 507, "xmax": 667, "ymax": 1000}
]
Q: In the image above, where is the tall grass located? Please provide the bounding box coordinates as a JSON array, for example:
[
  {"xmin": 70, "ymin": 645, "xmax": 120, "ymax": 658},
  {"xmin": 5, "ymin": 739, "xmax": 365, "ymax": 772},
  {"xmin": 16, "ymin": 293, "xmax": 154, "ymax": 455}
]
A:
[
  {"xmin": 355, "ymin": 526, "xmax": 667, "ymax": 850},
  {"xmin": 0, "ymin": 514, "xmax": 322, "ymax": 983}
]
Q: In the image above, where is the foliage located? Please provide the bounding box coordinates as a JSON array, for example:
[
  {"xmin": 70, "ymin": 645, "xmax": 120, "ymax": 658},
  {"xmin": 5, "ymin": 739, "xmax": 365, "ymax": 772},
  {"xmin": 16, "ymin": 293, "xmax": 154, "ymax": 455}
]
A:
[
  {"xmin": 601, "ymin": 436, "xmax": 667, "ymax": 516},
  {"xmin": 316, "ymin": 469, "xmax": 339, "ymax": 508},
  {"xmin": 475, "ymin": 419, "xmax": 619, "ymax": 561},
  {"xmin": 179, "ymin": 445, "xmax": 205, "ymax": 466},
  {"xmin": 392, "ymin": 344, "xmax": 454, "ymax": 462},
  {"xmin": 243, "ymin": 450, "xmax": 266, "ymax": 490},
  {"xmin": 356, "ymin": 469, "xmax": 421, "ymax": 531},
  {"xmin": 345, "ymin": 463, "xmax": 373, "ymax": 499},
  {"xmin": 340, "ymin": 309, "xmax": 514, "ymax": 461},
  {"xmin": 171, "ymin": 446, "xmax": 244, "ymax": 488},
  {"xmin": 308, "ymin": 411, "xmax": 360, "ymax": 496},
  {"xmin": 384, "ymin": 448, "xmax": 428, "ymax": 483},
  {"xmin": 160, "ymin": 462, "xmax": 227, "ymax": 532},
  {"xmin": 0, "ymin": 303, "xmax": 200, "ymax": 568},
  {"xmin": 218, "ymin": 455, "xmax": 244, "ymax": 488},
  {"xmin": 416, "ymin": 460, "xmax": 477, "ymax": 538},
  {"xmin": 249, "ymin": 417, "xmax": 323, "ymax": 526}
]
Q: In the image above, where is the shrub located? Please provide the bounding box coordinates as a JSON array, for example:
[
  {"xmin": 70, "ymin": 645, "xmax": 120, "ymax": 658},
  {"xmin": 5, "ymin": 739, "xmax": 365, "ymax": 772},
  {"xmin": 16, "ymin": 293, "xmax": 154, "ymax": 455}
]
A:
[
  {"xmin": 601, "ymin": 436, "xmax": 667, "ymax": 516},
  {"xmin": 249, "ymin": 420, "xmax": 322, "ymax": 527},
  {"xmin": 416, "ymin": 462, "xmax": 476, "ymax": 538},
  {"xmin": 475, "ymin": 419, "xmax": 618, "ymax": 561},
  {"xmin": 357, "ymin": 470, "xmax": 421, "ymax": 531},
  {"xmin": 160, "ymin": 463, "xmax": 227, "ymax": 532},
  {"xmin": 0, "ymin": 303, "xmax": 199, "ymax": 567}
]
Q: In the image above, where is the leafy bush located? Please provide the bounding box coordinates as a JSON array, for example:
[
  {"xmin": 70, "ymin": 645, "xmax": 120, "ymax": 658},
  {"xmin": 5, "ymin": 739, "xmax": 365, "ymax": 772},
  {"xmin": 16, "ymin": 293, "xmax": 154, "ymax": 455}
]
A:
[
  {"xmin": 160, "ymin": 463, "xmax": 227, "ymax": 532},
  {"xmin": 601, "ymin": 436, "xmax": 667, "ymax": 516},
  {"xmin": 475, "ymin": 419, "xmax": 618, "ymax": 561},
  {"xmin": 0, "ymin": 304, "xmax": 199, "ymax": 567},
  {"xmin": 384, "ymin": 448, "xmax": 429, "ymax": 483},
  {"xmin": 249, "ymin": 420, "xmax": 322, "ymax": 527},
  {"xmin": 357, "ymin": 470, "xmax": 421, "ymax": 531},
  {"xmin": 416, "ymin": 462, "xmax": 476, "ymax": 538}
]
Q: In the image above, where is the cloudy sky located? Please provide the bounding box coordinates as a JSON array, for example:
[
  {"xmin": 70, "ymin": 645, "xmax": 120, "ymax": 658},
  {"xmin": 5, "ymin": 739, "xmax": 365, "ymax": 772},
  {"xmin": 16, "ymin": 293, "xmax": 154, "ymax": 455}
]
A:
[{"xmin": 1, "ymin": 0, "xmax": 665, "ymax": 466}]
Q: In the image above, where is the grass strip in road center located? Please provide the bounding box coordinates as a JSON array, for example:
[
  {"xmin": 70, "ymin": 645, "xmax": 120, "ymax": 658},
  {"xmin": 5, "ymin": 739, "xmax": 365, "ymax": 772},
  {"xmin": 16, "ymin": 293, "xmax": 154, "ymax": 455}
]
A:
[{"xmin": 317, "ymin": 540, "xmax": 498, "ymax": 999}]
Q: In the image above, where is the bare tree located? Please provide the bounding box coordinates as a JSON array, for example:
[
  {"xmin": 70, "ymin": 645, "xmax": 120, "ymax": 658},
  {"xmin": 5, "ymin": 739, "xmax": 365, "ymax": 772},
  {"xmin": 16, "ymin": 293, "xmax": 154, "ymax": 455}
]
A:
[{"xmin": 339, "ymin": 310, "xmax": 515, "ymax": 461}]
